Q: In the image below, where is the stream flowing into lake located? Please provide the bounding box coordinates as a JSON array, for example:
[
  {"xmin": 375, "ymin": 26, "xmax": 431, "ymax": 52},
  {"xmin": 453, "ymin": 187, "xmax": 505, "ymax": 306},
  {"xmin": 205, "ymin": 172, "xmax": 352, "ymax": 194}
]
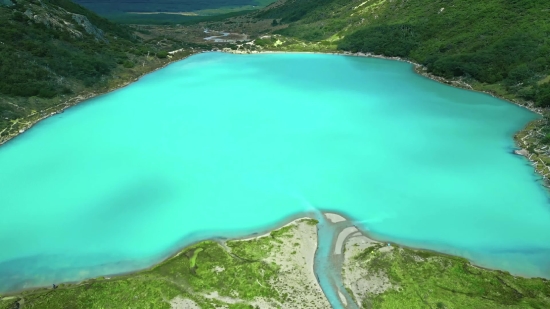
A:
[{"xmin": 1, "ymin": 52, "xmax": 549, "ymax": 293}]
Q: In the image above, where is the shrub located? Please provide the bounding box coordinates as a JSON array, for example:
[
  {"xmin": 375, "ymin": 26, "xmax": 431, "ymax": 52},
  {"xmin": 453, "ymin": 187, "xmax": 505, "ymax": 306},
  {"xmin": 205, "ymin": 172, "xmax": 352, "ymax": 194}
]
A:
[
  {"xmin": 122, "ymin": 60, "xmax": 135, "ymax": 68},
  {"xmin": 38, "ymin": 87, "xmax": 57, "ymax": 98},
  {"xmin": 156, "ymin": 51, "xmax": 168, "ymax": 58}
]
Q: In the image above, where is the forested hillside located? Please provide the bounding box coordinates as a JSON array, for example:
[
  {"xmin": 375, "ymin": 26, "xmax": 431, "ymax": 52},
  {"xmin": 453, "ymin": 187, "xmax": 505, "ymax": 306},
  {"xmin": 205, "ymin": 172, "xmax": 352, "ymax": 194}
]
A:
[
  {"xmin": 0, "ymin": 0, "xmax": 136, "ymax": 99},
  {"xmin": 0, "ymin": 0, "xmax": 197, "ymax": 143},
  {"xmin": 258, "ymin": 0, "xmax": 550, "ymax": 108}
]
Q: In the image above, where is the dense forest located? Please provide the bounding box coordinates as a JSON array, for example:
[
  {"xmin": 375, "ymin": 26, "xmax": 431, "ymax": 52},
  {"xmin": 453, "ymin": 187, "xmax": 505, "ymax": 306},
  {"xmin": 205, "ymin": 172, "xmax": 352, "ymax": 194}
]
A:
[{"xmin": 258, "ymin": 0, "xmax": 550, "ymax": 108}]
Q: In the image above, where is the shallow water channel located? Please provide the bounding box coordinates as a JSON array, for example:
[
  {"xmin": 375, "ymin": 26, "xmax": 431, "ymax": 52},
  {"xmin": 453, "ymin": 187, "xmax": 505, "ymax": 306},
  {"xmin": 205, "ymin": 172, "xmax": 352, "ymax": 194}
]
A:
[{"xmin": 314, "ymin": 213, "xmax": 359, "ymax": 308}]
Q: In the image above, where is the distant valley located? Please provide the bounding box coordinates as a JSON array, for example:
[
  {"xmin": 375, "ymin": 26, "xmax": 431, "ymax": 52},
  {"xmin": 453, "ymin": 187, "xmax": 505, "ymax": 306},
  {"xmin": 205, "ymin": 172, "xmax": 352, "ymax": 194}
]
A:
[{"xmin": 73, "ymin": 0, "xmax": 277, "ymax": 23}]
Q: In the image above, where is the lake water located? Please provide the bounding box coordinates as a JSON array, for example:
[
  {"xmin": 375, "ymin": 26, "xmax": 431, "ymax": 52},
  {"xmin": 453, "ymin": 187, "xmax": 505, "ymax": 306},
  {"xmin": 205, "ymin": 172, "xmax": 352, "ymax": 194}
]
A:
[{"xmin": 1, "ymin": 52, "xmax": 549, "ymax": 293}]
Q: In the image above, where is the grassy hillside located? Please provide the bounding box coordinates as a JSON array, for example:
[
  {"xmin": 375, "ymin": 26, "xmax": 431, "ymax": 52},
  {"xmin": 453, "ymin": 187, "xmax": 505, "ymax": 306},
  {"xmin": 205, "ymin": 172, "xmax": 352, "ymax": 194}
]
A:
[
  {"xmin": 345, "ymin": 241, "xmax": 550, "ymax": 309},
  {"xmin": 257, "ymin": 0, "xmax": 550, "ymax": 108}
]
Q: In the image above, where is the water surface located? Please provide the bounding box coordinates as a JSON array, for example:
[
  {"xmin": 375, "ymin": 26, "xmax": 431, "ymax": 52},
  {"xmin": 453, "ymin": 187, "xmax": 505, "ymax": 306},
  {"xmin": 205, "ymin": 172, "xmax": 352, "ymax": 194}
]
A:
[{"xmin": 1, "ymin": 52, "xmax": 549, "ymax": 292}]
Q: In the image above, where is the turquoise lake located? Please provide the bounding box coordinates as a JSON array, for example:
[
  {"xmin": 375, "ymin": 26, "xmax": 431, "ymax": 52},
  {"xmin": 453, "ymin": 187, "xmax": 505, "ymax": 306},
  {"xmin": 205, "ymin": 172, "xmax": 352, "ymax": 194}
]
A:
[{"xmin": 1, "ymin": 52, "xmax": 549, "ymax": 292}]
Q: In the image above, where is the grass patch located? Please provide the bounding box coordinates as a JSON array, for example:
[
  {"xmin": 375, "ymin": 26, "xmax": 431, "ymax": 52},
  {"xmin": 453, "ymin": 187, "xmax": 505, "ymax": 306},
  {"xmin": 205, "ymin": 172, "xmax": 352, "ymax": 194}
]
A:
[
  {"xmin": 301, "ymin": 218, "xmax": 319, "ymax": 226},
  {"xmin": 189, "ymin": 248, "xmax": 204, "ymax": 268}
]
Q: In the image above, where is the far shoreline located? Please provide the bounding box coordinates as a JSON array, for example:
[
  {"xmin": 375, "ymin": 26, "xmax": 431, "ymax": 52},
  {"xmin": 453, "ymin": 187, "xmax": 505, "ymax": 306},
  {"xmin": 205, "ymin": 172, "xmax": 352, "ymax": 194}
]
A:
[
  {"xmin": 222, "ymin": 49, "xmax": 548, "ymax": 184},
  {"xmin": 225, "ymin": 49, "xmax": 542, "ymax": 113},
  {"xmin": 1, "ymin": 49, "xmax": 544, "ymax": 180}
]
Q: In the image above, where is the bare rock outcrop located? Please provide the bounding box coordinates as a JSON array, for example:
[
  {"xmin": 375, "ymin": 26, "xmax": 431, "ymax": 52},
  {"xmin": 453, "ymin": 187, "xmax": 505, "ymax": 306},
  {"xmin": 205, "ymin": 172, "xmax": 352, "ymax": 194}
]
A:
[
  {"xmin": 71, "ymin": 13, "xmax": 107, "ymax": 42},
  {"xmin": 18, "ymin": 2, "xmax": 107, "ymax": 42}
]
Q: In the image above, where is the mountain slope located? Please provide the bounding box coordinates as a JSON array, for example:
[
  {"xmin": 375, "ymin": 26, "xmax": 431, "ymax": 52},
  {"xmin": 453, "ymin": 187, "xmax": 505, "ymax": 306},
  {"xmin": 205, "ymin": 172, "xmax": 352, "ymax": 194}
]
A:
[
  {"xmin": 257, "ymin": 0, "xmax": 550, "ymax": 107},
  {"xmin": 0, "ymin": 0, "xmax": 135, "ymax": 99},
  {"xmin": 0, "ymin": 0, "xmax": 196, "ymax": 143}
]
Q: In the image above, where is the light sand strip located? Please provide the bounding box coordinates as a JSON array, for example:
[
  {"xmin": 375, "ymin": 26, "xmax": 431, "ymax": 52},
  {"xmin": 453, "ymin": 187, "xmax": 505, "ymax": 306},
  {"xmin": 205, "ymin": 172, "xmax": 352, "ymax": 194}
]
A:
[
  {"xmin": 325, "ymin": 213, "xmax": 346, "ymax": 223},
  {"xmin": 335, "ymin": 226, "xmax": 359, "ymax": 255}
]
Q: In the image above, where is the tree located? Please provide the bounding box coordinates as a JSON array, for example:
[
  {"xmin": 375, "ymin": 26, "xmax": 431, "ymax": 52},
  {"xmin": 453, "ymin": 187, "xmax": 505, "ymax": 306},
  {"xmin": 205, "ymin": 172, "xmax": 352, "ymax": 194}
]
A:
[{"xmin": 271, "ymin": 19, "xmax": 278, "ymax": 27}]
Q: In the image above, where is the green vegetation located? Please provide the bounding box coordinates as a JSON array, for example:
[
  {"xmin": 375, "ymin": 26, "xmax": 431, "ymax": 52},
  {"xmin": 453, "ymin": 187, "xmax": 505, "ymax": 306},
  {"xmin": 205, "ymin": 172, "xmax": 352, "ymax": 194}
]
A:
[
  {"xmin": 0, "ymin": 218, "xmax": 329, "ymax": 308},
  {"xmin": 189, "ymin": 248, "xmax": 203, "ymax": 268},
  {"xmin": 122, "ymin": 60, "xmax": 135, "ymax": 68},
  {"xmin": 156, "ymin": 50, "xmax": 168, "ymax": 58},
  {"xmin": 257, "ymin": 0, "xmax": 550, "ymax": 108},
  {"xmin": 0, "ymin": 235, "xmax": 289, "ymax": 308},
  {"xmin": 227, "ymin": 224, "xmax": 294, "ymax": 261},
  {"xmin": 246, "ymin": 0, "xmax": 550, "ymax": 181},
  {"xmin": 302, "ymin": 218, "xmax": 319, "ymax": 226},
  {"xmin": 349, "ymin": 245, "xmax": 550, "ymax": 308},
  {"xmin": 3, "ymin": 217, "xmax": 548, "ymax": 308},
  {"xmin": 0, "ymin": 0, "xmax": 130, "ymax": 98},
  {"xmin": 0, "ymin": 0, "xmax": 131, "ymax": 136}
]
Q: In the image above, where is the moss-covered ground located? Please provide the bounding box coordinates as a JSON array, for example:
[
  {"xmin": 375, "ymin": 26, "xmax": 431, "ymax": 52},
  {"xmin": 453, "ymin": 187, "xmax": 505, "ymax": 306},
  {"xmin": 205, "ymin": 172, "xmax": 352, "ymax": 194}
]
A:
[{"xmin": 349, "ymin": 243, "xmax": 550, "ymax": 309}]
